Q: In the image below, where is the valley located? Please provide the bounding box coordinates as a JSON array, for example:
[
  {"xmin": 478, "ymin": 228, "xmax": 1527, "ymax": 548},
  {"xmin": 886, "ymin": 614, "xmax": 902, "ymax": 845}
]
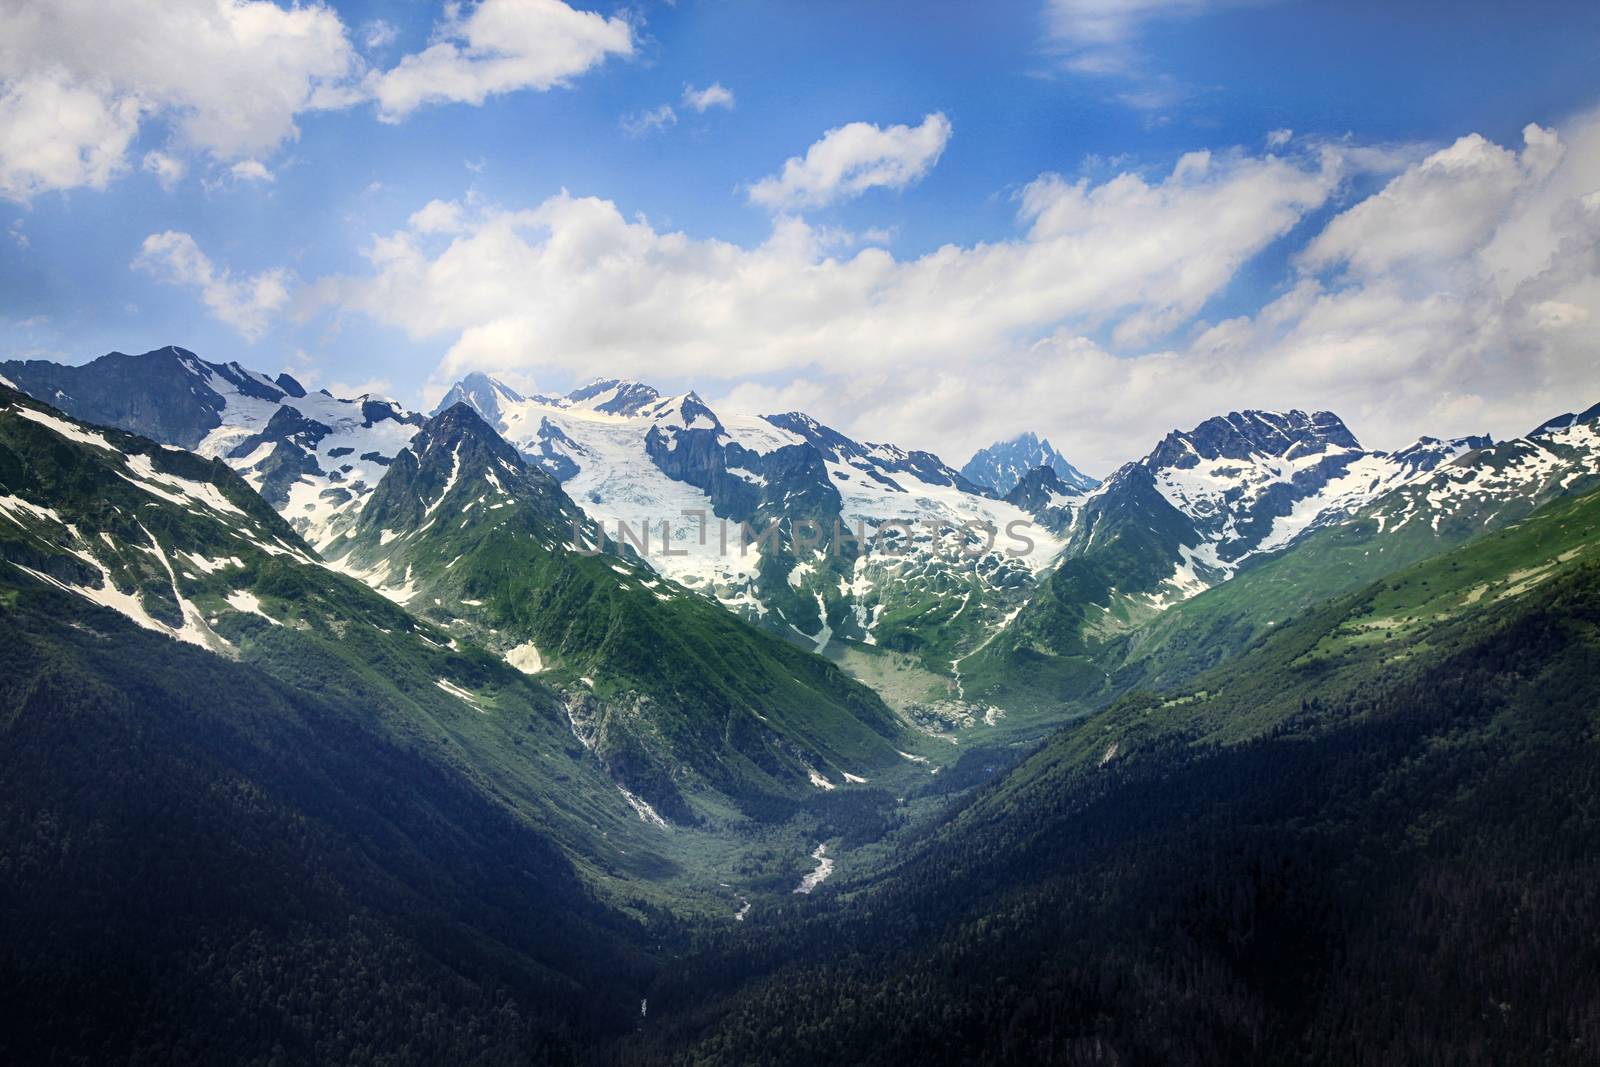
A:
[
  {"xmin": 3, "ymin": 349, "xmax": 1598, "ymax": 1063},
  {"xmin": 4, "ymin": 5, "xmax": 1596, "ymax": 1060}
]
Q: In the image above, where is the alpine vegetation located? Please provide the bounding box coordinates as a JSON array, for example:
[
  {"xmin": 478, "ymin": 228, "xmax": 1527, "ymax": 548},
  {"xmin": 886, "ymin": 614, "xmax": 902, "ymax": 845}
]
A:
[{"xmin": 4, "ymin": 3, "xmax": 1599, "ymax": 1063}]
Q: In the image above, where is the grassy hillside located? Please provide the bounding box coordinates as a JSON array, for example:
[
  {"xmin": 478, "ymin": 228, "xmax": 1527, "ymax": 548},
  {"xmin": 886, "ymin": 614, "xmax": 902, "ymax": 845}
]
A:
[
  {"xmin": 962, "ymin": 426, "xmax": 1600, "ymax": 719},
  {"xmin": 0, "ymin": 383, "xmax": 697, "ymax": 885},
  {"xmin": 0, "ymin": 573, "xmax": 658, "ymax": 1064},
  {"xmin": 333, "ymin": 405, "xmax": 916, "ymax": 824}
]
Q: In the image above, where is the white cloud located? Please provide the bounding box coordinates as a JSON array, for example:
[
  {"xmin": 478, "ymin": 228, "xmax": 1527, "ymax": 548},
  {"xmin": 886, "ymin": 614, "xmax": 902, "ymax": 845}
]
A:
[
  {"xmin": 0, "ymin": 71, "xmax": 143, "ymax": 201},
  {"xmin": 1300, "ymin": 124, "xmax": 1562, "ymax": 282},
  {"xmin": 748, "ymin": 112, "xmax": 953, "ymax": 212},
  {"xmin": 134, "ymin": 231, "xmax": 291, "ymax": 342},
  {"xmin": 1266, "ymin": 128, "xmax": 1293, "ymax": 148},
  {"xmin": 0, "ymin": 1, "xmax": 644, "ymax": 203},
  {"xmin": 683, "ymin": 82, "xmax": 735, "ymax": 112},
  {"xmin": 314, "ymin": 139, "xmax": 1335, "ymax": 413},
  {"xmin": 229, "ymin": 160, "xmax": 275, "ymax": 183},
  {"xmin": 306, "ymin": 115, "xmax": 1600, "ymax": 475},
  {"xmin": 142, "ymin": 151, "xmax": 187, "ymax": 190},
  {"xmin": 0, "ymin": 0, "xmax": 359, "ymax": 203},
  {"xmin": 409, "ymin": 199, "xmax": 467, "ymax": 235},
  {"xmin": 622, "ymin": 104, "xmax": 677, "ymax": 136},
  {"xmin": 367, "ymin": 0, "xmax": 633, "ymax": 122},
  {"xmin": 623, "ymin": 82, "xmax": 732, "ymax": 139},
  {"xmin": 986, "ymin": 117, "xmax": 1598, "ymax": 473}
]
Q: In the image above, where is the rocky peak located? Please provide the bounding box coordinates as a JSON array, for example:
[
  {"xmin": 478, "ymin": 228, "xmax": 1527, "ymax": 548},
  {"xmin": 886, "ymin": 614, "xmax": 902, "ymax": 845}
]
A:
[
  {"xmin": 433, "ymin": 371, "xmax": 526, "ymax": 424},
  {"xmin": 0, "ymin": 346, "xmax": 276, "ymax": 450},
  {"xmin": 1148, "ymin": 409, "xmax": 1359, "ymax": 470},
  {"xmin": 961, "ymin": 431, "xmax": 1099, "ymax": 495},
  {"xmin": 1004, "ymin": 464, "xmax": 1092, "ymax": 532},
  {"xmin": 567, "ymin": 378, "xmax": 663, "ymax": 416},
  {"xmin": 413, "ymin": 402, "xmax": 527, "ymax": 472},
  {"xmin": 1006, "ymin": 464, "xmax": 1073, "ymax": 506},
  {"xmin": 1530, "ymin": 400, "xmax": 1600, "ymax": 439},
  {"xmin": 274, "ymin": 372, "xmax": 308, "ymax": 398},
  {"xmin": 354, "ymin": 402, "xmax": 547, "ymax": 539}
]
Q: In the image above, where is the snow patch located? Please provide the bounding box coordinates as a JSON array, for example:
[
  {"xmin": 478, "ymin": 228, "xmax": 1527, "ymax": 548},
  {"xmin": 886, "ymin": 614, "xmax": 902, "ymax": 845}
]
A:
[
  {"xmin": 434, "ymin": 677, "xmax": 483, "ymax": 710},
  {"xmin": 225, "ymin": 589, "xmax": 280, "ymax": 625}
]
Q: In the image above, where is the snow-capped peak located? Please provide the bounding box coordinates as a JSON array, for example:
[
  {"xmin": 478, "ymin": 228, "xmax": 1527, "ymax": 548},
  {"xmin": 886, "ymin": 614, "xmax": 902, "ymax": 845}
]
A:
[
  {"xmin": 1028, "ymin": 407, "xmax": 1509, "ymax": 621},
  {"xmin": 432, "ymin": 372, "xmax": 527, "ymax": 425},
  {"xmin": 1145, "ymin": 409, "xmax": 1359, "ymax": 470},
  {"xmin": 565, "ymin": 378, "xmax": 664, "ymax": 416},
  {"xmin": 960, "ymin": 431, "xmax": 1099, "ymax": 495}
]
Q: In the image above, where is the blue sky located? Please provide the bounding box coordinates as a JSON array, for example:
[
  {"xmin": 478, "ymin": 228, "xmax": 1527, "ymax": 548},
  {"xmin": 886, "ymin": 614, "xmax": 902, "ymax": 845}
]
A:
[{"xmin": 3, "ymin": 0, "xmax": 1599, "ymax": 472}]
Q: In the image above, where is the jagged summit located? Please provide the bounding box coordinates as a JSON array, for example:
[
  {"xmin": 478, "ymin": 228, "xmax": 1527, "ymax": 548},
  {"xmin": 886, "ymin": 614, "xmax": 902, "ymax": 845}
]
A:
[
  {"xmin": 1146, "ymin": 409, "xmax": 1360, "ymax": 469},
  {"xmin": 432, "ymin": 371, "xmax": 527, "ymax": 422},
  {"xmin": 350, "ymin": 401, "xmax": 564, "ymax": 543},
  {"xmin": 961, "ymin": 431, "xmax": 1098, "ymax": 495},
  {"xmin": 567, "ymin": 377, "xmax": 664, "ymax": 416},
  {"xmin": 0, "ymin": 346, "xmax": 427, "ymax": 549},
  {"xmin": 423, "ymin": 369, "xmax": 1055, "ymax": 658},
  {"xmin": 1003, "ymin": 464, "xmax": 1091, "ymax": 533},
  {"xmin": 1531, "ymin": 400, "xmax": 1600, "ymax": 438},
  {"xmin": 418, "ymin": 401, "xmax": 527, "ymax": 464},
  {"xmin": 326, "ymin": 392, "xmax": 910, "ymax": 822},
  {"xmin": 0, "ymin": 346, "xmax": 291, "ymax": 448}
]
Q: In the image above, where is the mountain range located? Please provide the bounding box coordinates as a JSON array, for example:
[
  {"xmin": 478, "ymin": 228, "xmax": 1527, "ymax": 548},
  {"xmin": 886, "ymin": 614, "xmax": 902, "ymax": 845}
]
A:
[
  {"xmin": 3, "ymin": 345, "xmax": 1600, "ymax": 1062},
  {"xmin": 10, "ymin": 349, "xmax": 1589, "ymax": 720}
]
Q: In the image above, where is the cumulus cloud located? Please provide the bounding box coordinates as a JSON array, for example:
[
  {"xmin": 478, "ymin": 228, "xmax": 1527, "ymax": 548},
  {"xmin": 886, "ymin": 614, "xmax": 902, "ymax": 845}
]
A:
[
  {"xmin": 313, "ymin": 141, "xmax": 1335, "ymax": 411},
  {"xmin": 409, "ymin": 198, "xmax": 468, "ymax": 235},
  {"xmin": 0, "ymin": 72, "xmax": 143, "ymax": 201},
  {"xmin": 747, "ymin": 112, "xmax": 953, "ymax": 212},
  {"xmin": 301, "ymin": 115, "xmax": 1600, "ymax": 475},
  {"xmin": 683, "ymin": 82, "xmax": 735, "ymax": 112},
  {"xmin": 967, "ymin": 120, "xmax": 1597, "ymax": 473},
  {"xmin": 229, "ymin": 160, "xmax": 275, "ymax": 183},
  {"xmin": 1300, "ymin": 124, "xmax": 1562, "ymax": 282},
  {"xmin": 367, "ymin": 0, "xmax": 634, "ymax": 122},
  {"xmin": 0, "ymin": 0, "xmax": 638, "ymax": 202},
  {"xmin": 0, "ymin": 0, "xmax": 358, "ymax": 202},
  {"xmin": 134, "ymin": 231, "xmax": 291, "ymax": 342}
]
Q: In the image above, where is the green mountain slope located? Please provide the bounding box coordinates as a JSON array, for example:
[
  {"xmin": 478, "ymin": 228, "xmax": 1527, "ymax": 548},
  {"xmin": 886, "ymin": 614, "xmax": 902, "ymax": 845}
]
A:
[
  {"xmin": 0, "ymin": 387, "xmax": 671, "ymax": 1062},
  {"xmin": 955, "ymin": 463, "xmax": 1196, "ymax": 713},
  {"xmin": 0, "ymin": 382, "xmax": 712, "ymax": 889},
  {"xmin": 328, "ymin": 403, "xmax": 914, "ymax": 824},
  {"xmin": 1111, "ymin": 411, "xmax": 1600, "ymax": 697},
  {"xmin": 963, "ymin": 407, "xmax": 1600, "ymax": 716},
  {"xmin": 620, "ymin": 485, "xmax": 1600, "ymax": 1065}
]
